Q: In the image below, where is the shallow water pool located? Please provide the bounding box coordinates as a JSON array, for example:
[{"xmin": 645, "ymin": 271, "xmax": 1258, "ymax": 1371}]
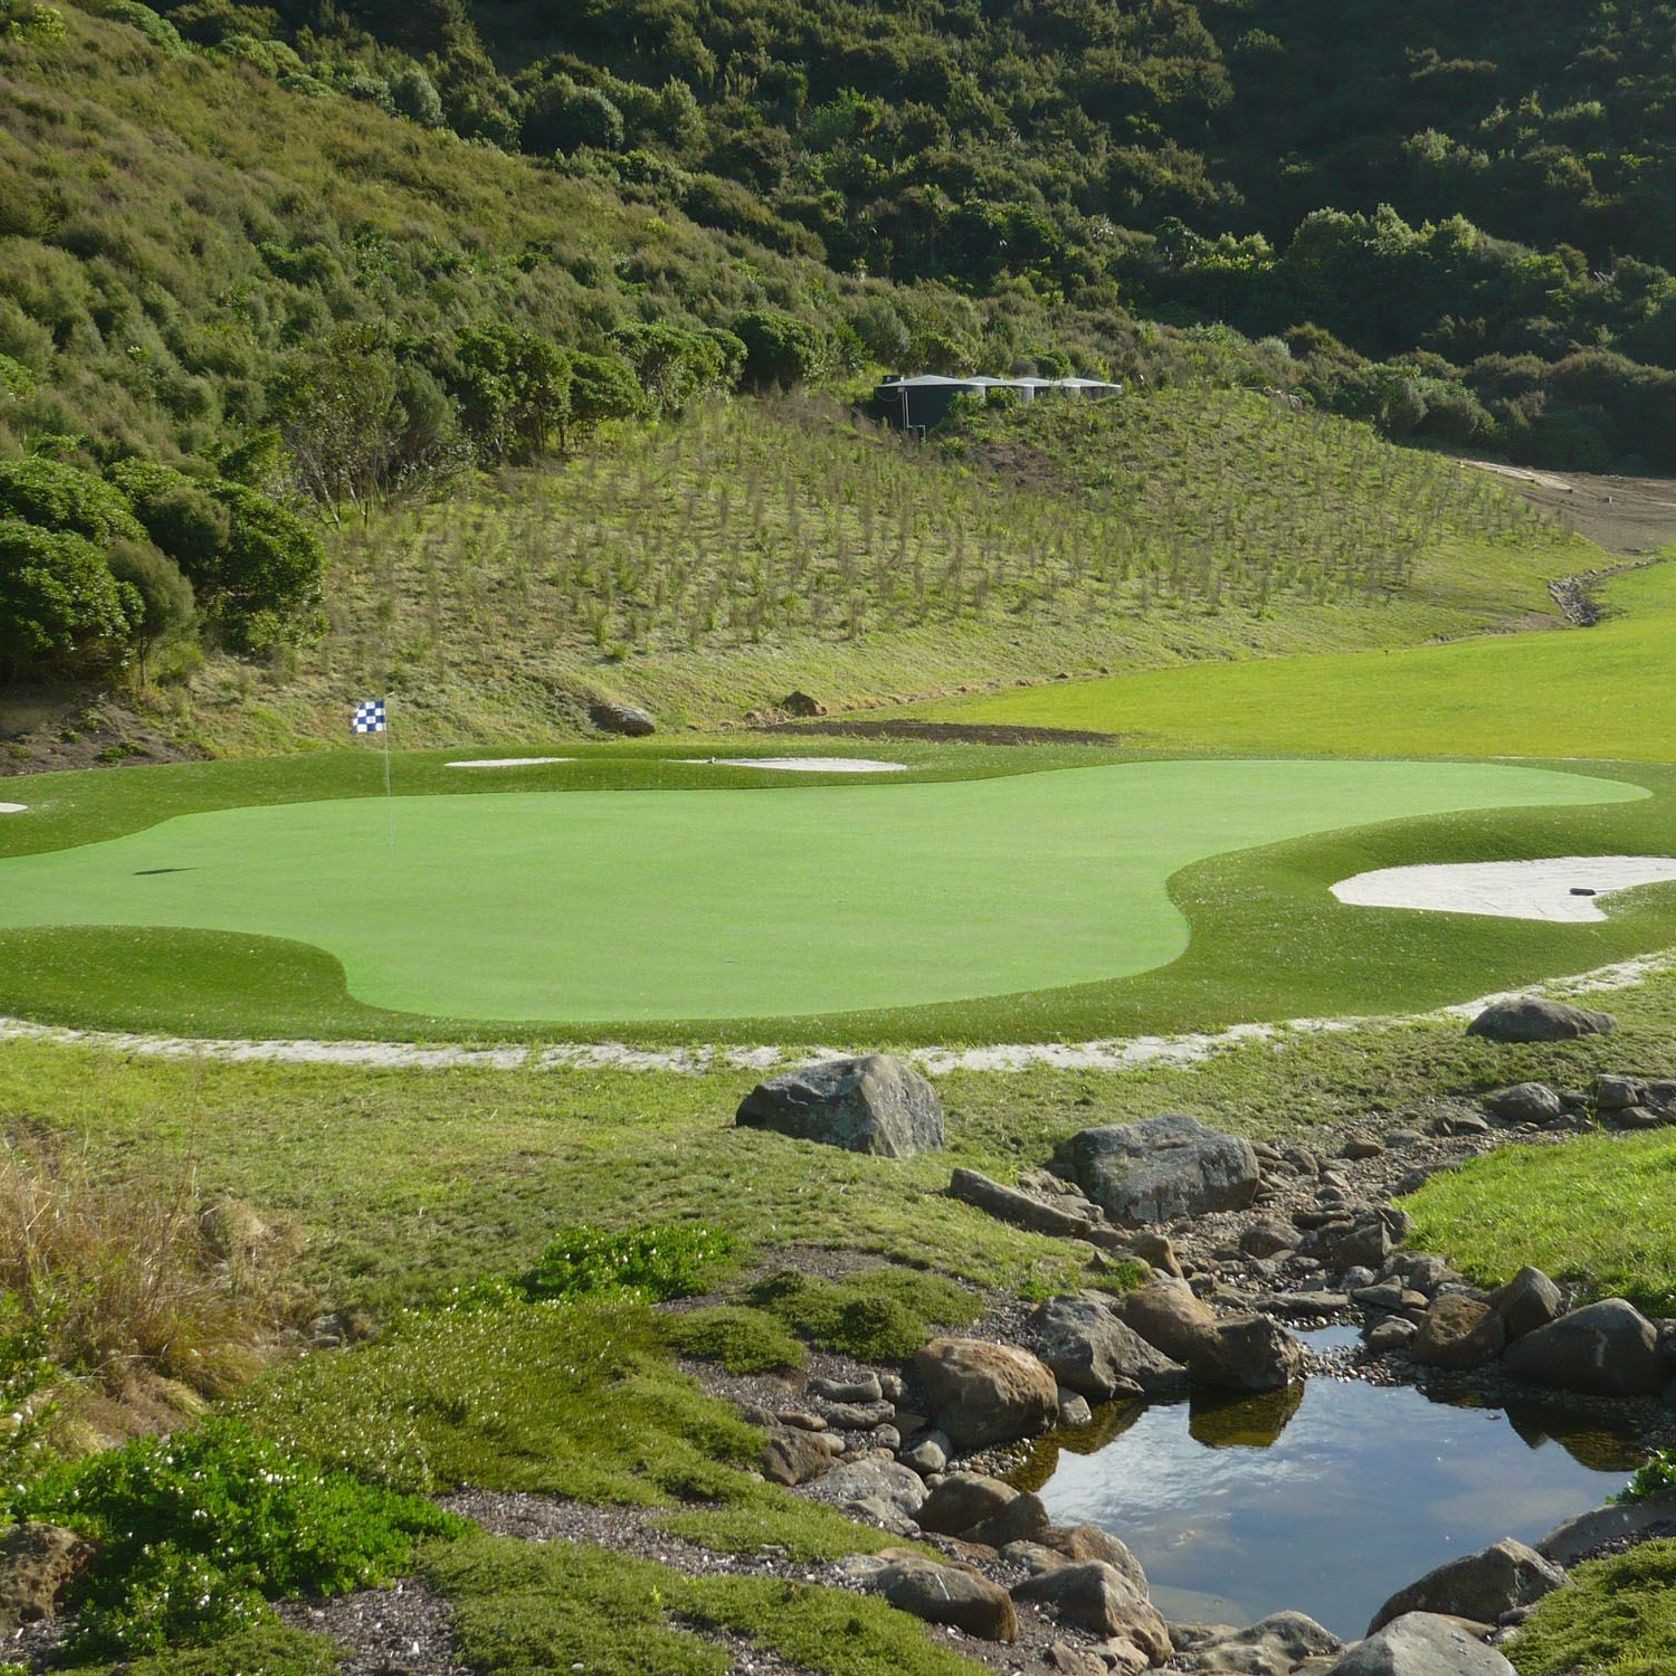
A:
[{"xmin": 1016, "ymin": 1333, "xmax": 1646, "ymax": 1637}]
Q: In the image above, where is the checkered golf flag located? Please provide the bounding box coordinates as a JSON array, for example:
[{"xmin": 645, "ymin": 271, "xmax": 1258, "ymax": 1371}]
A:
[{"xmin": 351, "ymin": 699, "xmax": 386, "ymax": 735}]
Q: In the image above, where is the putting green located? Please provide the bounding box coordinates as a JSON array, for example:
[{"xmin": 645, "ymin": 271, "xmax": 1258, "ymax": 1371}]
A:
[{"xmin": 0, "ymin": 759, "xmax": 1644, "ymax": 1023}]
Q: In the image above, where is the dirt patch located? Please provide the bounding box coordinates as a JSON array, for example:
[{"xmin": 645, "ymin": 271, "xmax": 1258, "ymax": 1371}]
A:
[
  {"xmin": 757, "ymin": 719, "xmax": 1124, "ymax": 747},
  {"xmin": 1465, "ymin": 459, "xmax": 1676, "ymax": 555},
  {"xmin": 0, "ymin": 687, "xmax": 195, "ymax": 778}
]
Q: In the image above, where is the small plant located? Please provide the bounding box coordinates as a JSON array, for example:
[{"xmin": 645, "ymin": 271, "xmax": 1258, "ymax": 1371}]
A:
[
  {"xmin": 15, "ymin": 1416, "xmax": 461, "ymax": 1655},
  {"xmin": 745, "ymin": 1266, "xmax": 978, "ymax": 1364},
  {"xmin": 1618, "ymin": 1450, "xmax": 1676, "ymax": 1503},
  {"xmin": 517, "ymin": 1223, "xmax": 738, "ymax": 1303},
  {"xmin": 667, "ymin": 1306, "xmax": 806, "ymax": 1374}
]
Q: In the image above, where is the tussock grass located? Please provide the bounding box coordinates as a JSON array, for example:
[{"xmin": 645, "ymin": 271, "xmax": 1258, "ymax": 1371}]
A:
[{"xmin": 0, "ymin": 1138, "xmax": 291, "ymax": 1396}]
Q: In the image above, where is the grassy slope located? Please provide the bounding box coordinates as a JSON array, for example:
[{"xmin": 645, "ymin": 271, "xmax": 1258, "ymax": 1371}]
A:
[
  {"xmin": 172, "ymin": 387, "xmax": 1581, "ymax": 751},
  {"xmin": 922, "ymin": 558, "xmax": 1676, "ymax": 761},
  {"xmin": 0, "ymin": 757, "xmax": 1634, "ymax": 1026}
]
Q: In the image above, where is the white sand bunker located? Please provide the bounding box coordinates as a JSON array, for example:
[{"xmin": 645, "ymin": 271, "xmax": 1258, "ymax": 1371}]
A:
[
  {"xmin": 1333, "ymin": 855, "xmax": 1676, "ymax": 923},
  {"xmin": 445, "ymin": 757, "xmax": 573, "ymax": 770},
  {"xmin": 0, "ymin": 803, "xmax": 26, "ymax": 815},
  {"xmin": 677, "ymin": 757, "xmax": 908, "ymax": 774}
]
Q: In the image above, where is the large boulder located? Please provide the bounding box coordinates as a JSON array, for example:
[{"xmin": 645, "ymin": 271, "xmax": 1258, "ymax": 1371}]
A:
[
  {"xmin": 950, "ymin": 1168, "xmax": 1100, "ymax": 1238},
  {"xmin": 736, "ymin": 1055, "xmax": 944, "ymax": 1157},
  {"xmin": 1029, "ymin": 1295, "xmax": 1189, "ymax": 1400},
  {"xmin": 589, "ymin": 699, "xmax": 656, "ymax": 736},
  {"xmin": 1480, "ymin": 1083, "xmax": 1564, "ymax": 1125},
  {"xmin": 1488, "ymin": 1267, "xmax": 1563, "ymax": 1344},
  {"xmin": 1466, "ymin": 999, "xmax": 1616, "ymax": 1044},
  {"xmin": 1011, "ymin": 1562, "xmax": 1172, "ymax": 1663},
  {"xmin": 1325, "ymin": 1615, "xmax": 1514, "ymax": 1675},
  {"xmin": 872, "ymin": 1554, "xmax": 1017, "ymax": 1642},
  {"xmin": 1368, "ymin": 1538, "xmax": 1568, "ymax": 1634},
  {"xmin": 0, "ymin": 1524, "xmax": 95, "ymax": 1631},
  {"xmin": 1110, "ymin": 1279, "xmax": 1218, "ymax": 1363},
  {"xmin": 1051, "ymin": 1115, "xmax": 1260, "ymax": 1227},
  {"xmin": 1169, "ymin": 1611, "xmax": 1342, "ymax": 1675},
  {"xmin": 1193, "ymin": 1314, "xmax": 1304, "ymax": 1393},
  {"xmin": 1500, "ymin": 1298, "xmax": 1665, "ymax": 1397},
  {"xmin": 1409, "ymin": 1296, "xmax": 1505, "ymax": 1371},
  {"xmin": 758, "ymin": 1425, "xmax": 834, "ymax": 1486},
  {"xmin": 1040, "ymin": 1525, "xmax": 1149, "ymax": 1595},
  {"xmin": 916, "ymin": 1473, "xmax": 1049, "ymax": 1547},
  {"xmin": 913, "ymin": 1337, "xmax": 1059, "ymax": 1451},
  {"xmin": 804, "ymin": 1457, "xmax": 927, "ymax": 1528}
]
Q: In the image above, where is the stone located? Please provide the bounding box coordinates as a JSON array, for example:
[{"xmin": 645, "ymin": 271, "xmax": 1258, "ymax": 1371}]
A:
[
  {"xmin": 1410, "ymin": 1296, "xmax": 1505, "ymax": 1370},
  {"xmin": 1367, "ymin": 1317, "xmax": 1417, "ymax": 1353},
  {"xmin": 1040, "ymin": 1525, "xmax": 1149, "ymax": 1595},
  {"xmin": 1058, "ymin": 1389, "xmax": 1093, "ymax": 1427},
  {"xmin": 1011, "ymin": 1562, "xmax": 1172, "ymax": 1661},
  {"xmin": 873, "ymin": 1554, "xmax": 1017, "ymax": 1641},
  {"xmin": 1169, "ymin": 1611, "xmax": 1343, "ymax": 1675},
  {"xmin": 1193, "ymin": 1314, "xmax": 1303, "ymax": 1393},
  {"xmin": 1595, "ymin": 1073, "xmax": 1644, "ymax": 1110},
  {"xmin": 1488, "ymin": 1267, "xmax": 1563, "ymax": 1343},
  {"xmin": 1538, "ymin": 1492, "xmax": 1676, "ymax": 1567},
  {"xmin": 1325, "ymin": 1614, "xmax": 1514, "ymax": 1675},
  {"xmin": 1240, "ymin": 1219, "xmax": 1302, "ymax": 1258},
  {"xmin": 917, "ymin": 1473, "xmax": 1022, "ymax": 1537},
  {"xmin": 950, "ymin": 1167, "xmax": 1098, "ymax": 1237},
  {"xmin": 810, "ymin": 1373, "xmax": 882, "ymax": 1403},
  {"xmin": 805, "ymin": 1457, "xmax": 927, "ymax": 1522},
  {"xmin": 1481, "ymin": 1083, "xmax": 1564, "ymax": 1125},
  {"xmin": 899, "ymin": 1431, "xmax": 949, "ymax": 1475},
  {"xmin": 1330, "ymin": 1214, "xmax": 1394, "ymax": 1272},
  {"xmin": 589, "ymin": 699, "xmax": 656, "ymax": 736},
  {"xmin": 872, "ymin": 1424, "xmax": 902, "ymax": 1451},
  {"xmin": 1501, "ymin": 1298, "xmax": 1665, "ymax": 1397},
  {"xmin": 913, "ymin": 1337, "xmax": 1059, "ymax": 1451},
  {"xmin": 1607, "ymin": 1105, "xmax": 1666, "ymax": 1130},
  {"xmin": 1130, "ymin": 1231, "xmax": 1185, "ymax": 1277},
  {"xmin": 1045, "ymin": 1639, "xmax": 1114, "ymax": 1676},
  {"xmin": 758, "ymin": 1426, "xmax": 834, "ymax": 1486},
  {"xmin": 1384, "ymin": 1254, "xmax": 1455, "ymax": 1297},
  {"xmin": 0, "ymin": 1524, "xmax": 95, "ymax": 1630},
  {"xmin": 736, "ymin": 1054, "xmax": 944, "ymax": 1157},
  {"xmin": 1466, "ymin": 998, "xmax": 1617, "ymax": 1044},
  {"xmin": 1268, "ymin": 1291, "xmax": 1352, "ymax": 1319},
  {"xmin": 1368, "ymin": 1539, "xmax": 1568, "ymax": 1633},
  {"xmin": 1431, "ymin": 1110, "xmax": 1491, "ymax": 1138},
  {"xmin": 1351, "ymin": 1281, "xmax": 1413, "ymax": 1313},
  {"xmin": 819, "ymin": 1400, "xmax": 895, "ymax": 1428},
  {"xmin": 966, "ymin": 1489, "xmax": 1053, "ymax": 1550},
  {"xmin": 1111, "ymin": 1279, "xmax": 1218, "ymax": 1363},
  {"xmin": 781, "ymin": 690, "xmax": 826, "ymax": 717},
  {"xmin": 1051, "ymin": 1115, "xmax": 1260, "ymax": 1227},
  {"xmin": 1341, "ymin": 1135, "xmax": 1386, "ymax": 1160},
  {"xmin": 1030, "ymin": 1295, "xmax": 1190, "ymax": 1400}
]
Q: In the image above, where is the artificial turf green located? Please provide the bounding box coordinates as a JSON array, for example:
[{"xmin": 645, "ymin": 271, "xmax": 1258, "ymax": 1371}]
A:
[{"xmin": 0, "ymin": 757, "xmax": 1642, "ymax": 1027}]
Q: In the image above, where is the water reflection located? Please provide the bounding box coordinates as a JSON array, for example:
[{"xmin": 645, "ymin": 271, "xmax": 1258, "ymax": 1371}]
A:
[{"xmin": 1020, "ymin": 1341, "xmax": 1648, "ymax": 1638}]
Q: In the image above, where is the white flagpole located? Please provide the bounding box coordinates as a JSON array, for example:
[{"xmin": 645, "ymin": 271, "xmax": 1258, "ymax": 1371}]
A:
[{"xmin": 382, "ymin": 700, "xmax": 394, "ymax": 847}]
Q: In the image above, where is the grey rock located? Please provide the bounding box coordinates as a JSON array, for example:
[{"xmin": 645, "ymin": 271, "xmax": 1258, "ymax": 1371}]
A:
[
  {"xmin": 589, "ymin": 699, "xmax": 656, "ymax": 736},
  {"xmin": 916, "ymin": 1472, "xmax": 1020, "ymax": 1537},
  {"xmin": 1169, "ymin": 1610, "xmax": 1343, "ymax": 1675},
  {"xmin": 1488, "ymin": 1267, "xmax": 1563, "ymax": 1343},
  {"xmin": 1011, "ymin": 1562, "xmax": 1172, "ymax": 1660},
  {"xmin": 1129, "ymin": 1231, "xmax": 1185, "ymax": 1277},
  {"xmin": 1595, "ymin": 1073, "xmax": 1644, "ymax": 1110},
  {"xmin": 913, "ymin": 1337, "xmax": 1059, "ymax": 1450},
  {"xmin": 1467, "ymin": 998, "xmax": 1617, "ymax": 1044},
  {"xmin": 758, "ymin": 1426, "xmax": 834, "ymax": 1486},
  {"xmin": 1040, "ymin": 1525, "xmax": 1150, "ymax": 1594},
  {"xmin": 818, "ymin": 1400, "xmax": 896, "ymax": 1429},
  {"xmin": 1501, "ymin": 1298, "xmax": 1665, "ymax": 1397},
  {"xmin": 1367, "ymin": 1317, "xmax": 1418, "ymax": 1353},
  {"xmin": 1030, "ymin": 1295, "xmax": 1190, "ymax": 1400},
  {"xmin": 1325, "ymin": 1614, "xmax": 1514, "ymax": 1675},
  {"xmin": 1241, "ymin": 1218, "xmax": 1303, "ymax": 1258},
  {"xmin": 805, "ymin": 1457, "xmax": 927, "ymax": 1520},
  {"xmin": 1431, "ymin": 1110, "xmax": 1491, "ymax": 1138},
  {"xmin": 1368, "ymin": 1539, "xmax": 1568, "ymax": 1633},
  {"xmin": 1052, "ymin": 1115, "xmax": 1260, "ymax": 1227},
  {"xmin": 872, "ymin": 1424, "xmax": 901, "ymax": 1451},
  {"xmin": 1268, "ymin": 1291, "xmax": 1352, "ymax": 1319},
  {"xmin": 1058, "ymin": 1389, "xmax": 1094, "ymax": 1427},
  {"xmin": 874, "ymin": 1554, "xmax": 1018, "ymax": 1642},
  {"xmin": 810, "ymin": 1373, "xmax": 882, "ymax": 1403},
  {"xmin": 1194, "ymin": 1314, "xmax": 1303, "ymax": 1393},
  {"xmin": 899, "ymin": 1431, "xmax": 949, "ymax": 1475},
  {"xmin": 1111, "ymin": 1278, "xmax": 1218, "ymax": 1363},
  {"xmin": 950, "ymin": 1167, "xmax": 1097, "ymax": 1237},
  {"xmin": 0, "ymin": 1524, "xmax": 95, "ymax": 1631},
  {"xmin": 1331, "ymin": 1215, "xmax": 1395, "ymax": 1272},
  {"xmin": 1410, "ymin": 1296, "xmax": 1505, "ymax": 1370},
  {"xmin": 1481, "ymin": 1083, "xmax": 1564, "ymax": 1125},
  {"xmin": 1538, "ymin": 1492, "xmax": 1676, "ymax": 1567},
  {"xmin": 736, "ymin": 1054, "xmax": 944, "ymax": 1157}
]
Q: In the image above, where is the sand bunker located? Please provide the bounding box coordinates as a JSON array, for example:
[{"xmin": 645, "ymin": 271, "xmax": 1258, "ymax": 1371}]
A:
[
  {"xmin": 1333, "ymin": 855, "xmax": 1676, "ymax": 923},
  {"xmin": 0, "ymin": 804, "xmax": 26, "ymax": 815},
  {"xmin": 445, "ymin": 757, "xmax": 573, "ymax": 770},
  {"xmin": 678, "ymin": 756, "xmax": 908, "ymax": 773}
]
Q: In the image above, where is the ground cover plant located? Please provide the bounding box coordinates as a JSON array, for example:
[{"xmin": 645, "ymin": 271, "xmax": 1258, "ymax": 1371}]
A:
[
  {"xmin": 923, "ymin": 559, "xmax": 1676, "ymax": 763},
  {"xmin": 1507, "ymin": 1538, "xmax": 1676, "ymax": 1676},
  {"xmin": 1402, "ymin": 1129, "xmax": 1676, "ymax": 1315},
  {"xmin": 0, "ymin": 749, "xmax": 1666, "ymax": 1039}
]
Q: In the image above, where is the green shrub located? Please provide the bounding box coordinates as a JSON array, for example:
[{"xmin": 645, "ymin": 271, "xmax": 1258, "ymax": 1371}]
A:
[
  {"xmin": 0, "ymin": 456, "xmax": 145, "ymax": 546},
  {"xmin": 668, "ymin": 1306, "xmax": 806, "ymax": 1374},
  {"xmin": 1620, "ymin": 1449, "xmax": 1676, "ymax": 1503},
  {"xmin": 15, "ymin": 1416, "xmax": 460, "ymax": 1655},
  {"xmin": 745, "ymin": 1266, "xmax": 978, "ymax": 1364},
  {"xmin": 102, "ymin": 2, "xmax": 185, "ymax": 53},
  {"xmin": 0, "ymin": 521, "xmax": 140, "ymax": 674},
  {"xmin": 518, "ymin": 1223, "xmax": 737, "ymax": 1303}
]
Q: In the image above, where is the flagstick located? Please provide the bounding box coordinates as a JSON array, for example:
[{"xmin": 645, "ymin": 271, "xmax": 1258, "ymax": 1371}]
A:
[{"xmin": 382, "ymin": 709, "xmax": 394, "ymax": 848}]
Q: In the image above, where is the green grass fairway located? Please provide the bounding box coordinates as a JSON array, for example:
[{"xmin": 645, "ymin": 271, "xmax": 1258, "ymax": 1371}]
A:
[
  {"xmin": 0, "ymin": 758, "xmax": 1647, "ymax": 1029},
  {"xmin": 917, "ymin": 562, "xmax": 1676, "ymax": 761}
]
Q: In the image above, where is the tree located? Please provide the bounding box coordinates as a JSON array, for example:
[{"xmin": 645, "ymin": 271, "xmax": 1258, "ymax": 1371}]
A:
[
  {"xmin": 609, "ymin": 322, "xmax": 742, "ymax": 415},
  {"xmin": 445, "ymin": 326, "xmax": 572, "ymax": 463},
  {"xmin": 731, "ymin": 308, "xmax": 829, "ymax": 389},
  {"xmin": 0, "ymin": 522, "xmax": 139, "ymax": 679},
  {"xmin": 107, "ymin": 459, "xmax": 232, "ymax": 582},
  {"xmin": 269, "ymin": 327, "xmax": 402, "ymax": 509},
  {"xmin": 0, "ymin": 458, "xmax": 146, "ymax": 547},
  {"xmin": 522, "ymin": 75, "xmax": 624, "ymax": 155},
  {"xmin": 566, "ymin": 352, "xmax": 645, "ymax": 441},
  {"xmin": 106, "ymin": 540, "xmax": 194, "ymax": 682}
]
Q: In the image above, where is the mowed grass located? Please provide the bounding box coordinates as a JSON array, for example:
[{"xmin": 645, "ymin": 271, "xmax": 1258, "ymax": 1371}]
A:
[
  {"xmin": 0, "ymin": 758, "xmax": 1636, "ymax": 1027},
  {"xmin": 1403, "ymin": 1128, "xmax": 1676, "ymax": 1315},
  {"xmin": 919, "ymin": 561, "xmax": 1676, "ymax": 762}
]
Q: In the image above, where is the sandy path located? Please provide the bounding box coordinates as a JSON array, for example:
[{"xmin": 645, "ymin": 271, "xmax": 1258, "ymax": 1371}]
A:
[{"xmin": 1, "ymin": 951, "xmax": 1669, "ymax": 1075}]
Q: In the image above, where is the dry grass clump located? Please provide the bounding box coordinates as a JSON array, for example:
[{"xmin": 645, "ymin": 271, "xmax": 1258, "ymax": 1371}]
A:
[{"xmin": 0, "ymin": 1136, "xmax": 298, "ymax": 1399}]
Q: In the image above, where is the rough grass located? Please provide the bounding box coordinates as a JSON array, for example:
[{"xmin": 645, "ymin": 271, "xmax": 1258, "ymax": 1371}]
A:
[
  {"xmin": 1507, "ymin": 1538, "xmax": 1676, "ymax": 1676},
  {"xmin": 1402, "ymin": 1129, "xmax": 1676, "ymax": 1315},
  {"xmin": 423, "ymin": 1532, "xmax": 989, "ymax": 1676},
  {"xmin": 922, "ymin": 557, "xmax": 1676, "ymax": 762},
  {"xmin": 667, "ymin": 1307, "xmax": 807, "ymax": 1375}
]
